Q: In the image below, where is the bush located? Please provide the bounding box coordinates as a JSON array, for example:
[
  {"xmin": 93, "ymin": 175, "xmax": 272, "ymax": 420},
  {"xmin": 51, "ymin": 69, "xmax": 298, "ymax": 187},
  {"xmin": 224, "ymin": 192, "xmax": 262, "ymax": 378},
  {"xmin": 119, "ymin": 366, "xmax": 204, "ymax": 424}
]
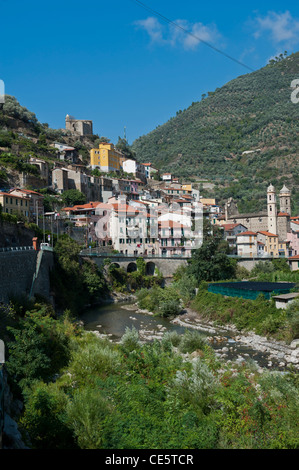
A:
[
  {"xmin": 179, "ymin": 330, "xmax": 207, "ymax": 354},
  {"xmin": 20, "ymin": 382, "xmax": 75, "ymax": 449},
  {"xmin": 69, "ymin": 336, "xmax": 121, "ymax": 384},
  {"xmin": 162, "ymin": 330, "xmax": 182, "ymax": 348},
  {"xmin": 286, "ymin": 300, "xmax": 299, "ymax": 340},
  {"xmin": 120, "ymin": 326, "xmax": 141, "ymax": 352},
  {"xmin": 66, "ymin": 387, "xmax": 112, "ymax": 449},
  {"xmin": 159, "ymin": 299, "xmax": 181, "ymax": 317}
]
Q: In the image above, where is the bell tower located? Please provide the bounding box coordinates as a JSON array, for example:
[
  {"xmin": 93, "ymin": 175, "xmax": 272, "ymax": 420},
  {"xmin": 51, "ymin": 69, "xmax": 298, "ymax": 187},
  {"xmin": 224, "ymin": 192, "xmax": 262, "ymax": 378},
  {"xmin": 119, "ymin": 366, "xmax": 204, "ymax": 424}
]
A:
[
  {"xmin": 279, "ymin": 185, "xmax": 291, "ymax": 215},
  {"xmin": 267, "ymin": 184, "xmax": 277, "ymax": 235}
]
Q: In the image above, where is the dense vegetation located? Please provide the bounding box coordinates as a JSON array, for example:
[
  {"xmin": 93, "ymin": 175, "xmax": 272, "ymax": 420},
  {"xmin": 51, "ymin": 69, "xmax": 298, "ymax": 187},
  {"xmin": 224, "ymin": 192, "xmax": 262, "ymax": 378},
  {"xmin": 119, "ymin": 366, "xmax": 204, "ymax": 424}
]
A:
[
  {"xmin": 52, "ymin": 235, "xmax": 107, "ymax": 314},
  {"xmin": 132, "ymin": 52, "xmax": 299, "ymax": 214},
  {"xmin": 3, "ymin": 304, "xmax": 299, "ymax": 449},
  {"xmin": 135, "ymin": 226, "xmax": 299, "ymax": 343},
  {"xmin": 1, "ymin": 227, "xmax": 299, "ymax": 449}
]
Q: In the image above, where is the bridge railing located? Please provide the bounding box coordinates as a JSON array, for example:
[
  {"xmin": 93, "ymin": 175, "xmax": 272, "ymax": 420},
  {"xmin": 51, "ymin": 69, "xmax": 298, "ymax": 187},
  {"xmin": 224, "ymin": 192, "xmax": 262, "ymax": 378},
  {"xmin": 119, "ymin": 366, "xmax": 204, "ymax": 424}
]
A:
[
  {"xmin": 0, "ymin": 246, "xmax": 34, "ymax": 253},
  {"xmin": 80, "ymin": 249, "xmax": 191, "ymax": 259}
]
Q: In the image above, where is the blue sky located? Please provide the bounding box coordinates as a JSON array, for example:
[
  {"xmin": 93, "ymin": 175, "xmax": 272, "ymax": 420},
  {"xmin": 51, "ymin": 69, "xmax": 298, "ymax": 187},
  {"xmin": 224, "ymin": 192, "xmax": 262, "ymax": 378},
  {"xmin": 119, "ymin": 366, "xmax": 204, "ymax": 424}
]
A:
[{"xmin": 1, "ymin": 0, "xmax": 299, "ymax": 143}]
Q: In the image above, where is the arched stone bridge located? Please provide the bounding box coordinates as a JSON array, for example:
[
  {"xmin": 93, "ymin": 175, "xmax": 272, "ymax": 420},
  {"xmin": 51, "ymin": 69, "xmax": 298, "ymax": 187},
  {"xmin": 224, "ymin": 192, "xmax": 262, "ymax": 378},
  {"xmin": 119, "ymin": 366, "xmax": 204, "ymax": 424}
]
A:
[{"xmin": 80, "ymin": 252, "xmax": 189, "ymax": 278}]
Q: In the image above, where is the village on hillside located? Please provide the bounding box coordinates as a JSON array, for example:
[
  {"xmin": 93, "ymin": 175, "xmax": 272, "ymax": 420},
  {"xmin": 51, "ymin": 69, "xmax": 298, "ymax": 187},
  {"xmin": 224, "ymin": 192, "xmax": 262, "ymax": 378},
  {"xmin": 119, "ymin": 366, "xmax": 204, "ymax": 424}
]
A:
[{"xmin": 0, "ymin": 114, "xmax": 298, "ymax": 271}]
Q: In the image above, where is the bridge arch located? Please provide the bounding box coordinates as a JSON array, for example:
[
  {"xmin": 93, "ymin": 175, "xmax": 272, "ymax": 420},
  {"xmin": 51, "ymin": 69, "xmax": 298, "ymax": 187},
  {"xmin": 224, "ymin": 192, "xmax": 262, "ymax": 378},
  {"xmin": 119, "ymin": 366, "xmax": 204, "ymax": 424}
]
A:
[
  {"xmin": 146, "ymin": 261, "xmax": 156, "ymax": 276},
  {"xmin": 127, "ymin": 262, "xmax": 137, "ymax": 273},
  {"xmin": 110, "ymin": 262, "xmax": 120, "ymax": 269}
]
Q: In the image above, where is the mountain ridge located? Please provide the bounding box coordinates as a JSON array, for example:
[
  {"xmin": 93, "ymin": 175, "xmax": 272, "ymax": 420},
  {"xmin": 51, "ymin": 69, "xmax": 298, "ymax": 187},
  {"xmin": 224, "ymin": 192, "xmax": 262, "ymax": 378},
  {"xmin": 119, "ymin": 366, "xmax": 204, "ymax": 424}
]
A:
[{"xmin": 132, "ymin": 52, "xmax": 299, "ymax": 189}]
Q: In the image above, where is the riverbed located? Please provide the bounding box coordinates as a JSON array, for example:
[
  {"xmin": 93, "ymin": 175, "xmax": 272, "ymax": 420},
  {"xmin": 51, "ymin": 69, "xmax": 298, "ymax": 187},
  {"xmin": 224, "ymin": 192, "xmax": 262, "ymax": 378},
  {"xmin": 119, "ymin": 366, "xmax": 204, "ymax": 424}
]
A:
[{"xmin": 80, "ymin": 301, "xmax": 299, "ymax": 372}]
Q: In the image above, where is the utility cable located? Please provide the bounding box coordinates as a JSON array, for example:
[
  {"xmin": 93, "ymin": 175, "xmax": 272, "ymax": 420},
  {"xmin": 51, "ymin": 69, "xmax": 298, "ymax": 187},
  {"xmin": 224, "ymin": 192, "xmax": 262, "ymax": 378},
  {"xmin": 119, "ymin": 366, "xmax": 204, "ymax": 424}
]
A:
[{"xmin": 131, "ymin": 0, "xmax": 255, "ymax": 72}]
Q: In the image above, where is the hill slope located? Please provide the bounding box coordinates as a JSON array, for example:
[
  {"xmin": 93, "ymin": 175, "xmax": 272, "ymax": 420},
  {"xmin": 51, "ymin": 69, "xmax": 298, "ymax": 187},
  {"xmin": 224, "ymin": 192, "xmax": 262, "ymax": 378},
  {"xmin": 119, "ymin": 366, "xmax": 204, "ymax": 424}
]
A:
[{"xmin": 132, "ymin": 53, "xmax": 299, "ymax": 211}]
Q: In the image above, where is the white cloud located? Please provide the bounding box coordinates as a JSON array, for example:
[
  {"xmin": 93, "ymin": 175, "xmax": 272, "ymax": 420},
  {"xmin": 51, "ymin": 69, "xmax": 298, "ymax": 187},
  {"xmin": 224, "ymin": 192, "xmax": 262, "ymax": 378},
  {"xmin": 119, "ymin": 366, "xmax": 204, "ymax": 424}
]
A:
[
  {"xmin": 135, "ymin": 16, "xmax": 220, "ymax": 51},
  {"xmin": 253, "ymin": 11, "xmax": 299, "ymax": 47},
  {"xmin": 135, "ymin": 17, "xmax": 164, "ymax": 44}
]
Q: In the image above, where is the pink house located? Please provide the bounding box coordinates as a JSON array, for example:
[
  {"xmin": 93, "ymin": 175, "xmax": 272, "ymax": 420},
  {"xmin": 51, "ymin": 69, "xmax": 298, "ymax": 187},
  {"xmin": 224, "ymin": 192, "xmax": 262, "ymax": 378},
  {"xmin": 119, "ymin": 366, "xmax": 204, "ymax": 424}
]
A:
[{"xmin": 287, "ymin": 229, "xmax": 299, "ymax": 257}]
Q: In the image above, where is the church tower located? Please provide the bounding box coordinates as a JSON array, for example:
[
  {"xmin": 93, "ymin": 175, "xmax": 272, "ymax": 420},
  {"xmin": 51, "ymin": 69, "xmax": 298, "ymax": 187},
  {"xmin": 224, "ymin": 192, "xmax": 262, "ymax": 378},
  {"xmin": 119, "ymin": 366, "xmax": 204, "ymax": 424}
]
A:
[
  {"xmin": 267, "ymin": 184, "xmax": 277, "ymax": 235},
  {"xmin": 279, "ymin": 185, "xmax": 291, "ymax": 215}
]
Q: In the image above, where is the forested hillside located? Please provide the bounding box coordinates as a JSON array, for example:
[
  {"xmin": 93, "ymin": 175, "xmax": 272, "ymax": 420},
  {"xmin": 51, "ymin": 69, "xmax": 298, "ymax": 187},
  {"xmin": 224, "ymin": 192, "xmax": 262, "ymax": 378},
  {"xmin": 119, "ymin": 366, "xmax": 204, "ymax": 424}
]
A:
[{"xmin": 132, "ymin": 52, "xmax": 299, "ymax": 213}]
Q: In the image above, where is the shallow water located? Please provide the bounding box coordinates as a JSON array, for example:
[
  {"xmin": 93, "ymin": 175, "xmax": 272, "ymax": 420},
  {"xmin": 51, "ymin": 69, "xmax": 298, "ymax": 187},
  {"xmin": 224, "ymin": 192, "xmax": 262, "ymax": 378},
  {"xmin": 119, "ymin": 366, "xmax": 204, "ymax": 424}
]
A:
[{"xmin": 80, "ymin": 302, "xmax": 286, "ymax": 371}]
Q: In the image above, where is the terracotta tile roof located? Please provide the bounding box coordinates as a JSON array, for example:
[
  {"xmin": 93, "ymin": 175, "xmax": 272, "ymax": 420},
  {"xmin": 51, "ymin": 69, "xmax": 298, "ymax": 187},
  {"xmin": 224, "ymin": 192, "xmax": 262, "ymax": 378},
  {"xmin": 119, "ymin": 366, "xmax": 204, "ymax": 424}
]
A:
[
  {"xmin": 10, "ymin": 188, "xmax": 44, "ymax": 197},
  {"xmin": 221, "ymin": 223, "xmax": 245, "ymax": 231},
  {"xmin": 258, "ymin": 231, "xmax": 278, "ymax": 237},
  {"xmin": 277, "ymin": 212, "xmax": 290, "ymax": 217},
  {"xmin": 236, "ymin": 231, "xmax": 257, "ymax": 236},
  {"xmin": 159, "ymin": 220, "xmax": 188, "ymax": 228},
  {"xmin": 289, "ymin": 255, "xmax": 299, "ymax": 260},
  {"xmin": 0, "ymin": 192, "xmax": 28, "ymax": 200}
]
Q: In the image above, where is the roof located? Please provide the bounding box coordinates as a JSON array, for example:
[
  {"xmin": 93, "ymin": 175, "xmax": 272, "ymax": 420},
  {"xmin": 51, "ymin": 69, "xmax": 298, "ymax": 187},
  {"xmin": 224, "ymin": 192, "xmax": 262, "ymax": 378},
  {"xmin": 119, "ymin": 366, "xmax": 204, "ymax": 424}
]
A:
[
  {"xmin": 289, "ymin": 255, "xmax": 299, "ymax": 260},
  {"xmin": 236, "ymin": 231, "xmax": 257, "ymax": 236},
  {"xmin": 221, "ymin": 223, "xmax": 246, "ymax": 231},
  {"xmin": 0, "ymin": 192, "xmax": 28, "ymax": 200},
  {"xmin": 159, "ymin": 220, "xmax": 188, "ymax": 229},
  {"xmin": 272, "ymin": 293, "xmax": 299, "ymax": 301},
  {"xmin": 258, "ymin": 231, "xmax": 278, "ymax": 237},
  {"xmin": 277, "ymin": 212, "xmax": 290, "ymax": 217},
  {"xmin": 62, "ymin": 202, "xmax": 102, "ymax": 212},
  {"xmin": 10, "ymin": 188, "xmax": 44, "ymax": 197}
]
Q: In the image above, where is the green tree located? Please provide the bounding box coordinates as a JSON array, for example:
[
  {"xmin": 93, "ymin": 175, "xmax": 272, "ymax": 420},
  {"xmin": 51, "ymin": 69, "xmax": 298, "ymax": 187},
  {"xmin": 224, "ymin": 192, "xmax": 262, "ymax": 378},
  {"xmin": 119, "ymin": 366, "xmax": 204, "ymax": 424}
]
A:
[
  {"xmin": 20, "ymin": 382, "xmax": 75, "ymax": 449},
  {"xmin": 61, "ymin": 189, "xmax": 86, "ymax": 207},
  {"xmin": 187, "ymin": 238, "xmax": 236, "ymax": 283}
]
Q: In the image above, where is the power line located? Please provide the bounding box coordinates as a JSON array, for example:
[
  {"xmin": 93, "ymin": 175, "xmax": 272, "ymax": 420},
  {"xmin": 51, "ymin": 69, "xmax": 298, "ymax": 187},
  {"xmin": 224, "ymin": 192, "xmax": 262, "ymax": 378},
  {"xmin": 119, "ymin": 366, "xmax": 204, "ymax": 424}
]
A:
[{"xmin": 131, "ymin": 0, "xmax": 255, "ymax": 72}]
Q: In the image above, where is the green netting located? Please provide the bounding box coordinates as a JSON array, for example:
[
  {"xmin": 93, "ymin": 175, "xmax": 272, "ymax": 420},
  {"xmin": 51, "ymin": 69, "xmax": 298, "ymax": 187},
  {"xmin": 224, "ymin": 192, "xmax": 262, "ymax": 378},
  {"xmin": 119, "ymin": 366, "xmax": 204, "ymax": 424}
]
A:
[{"xmin": 208, "ymin": 282, "xmax": 296, "ymax": 300}]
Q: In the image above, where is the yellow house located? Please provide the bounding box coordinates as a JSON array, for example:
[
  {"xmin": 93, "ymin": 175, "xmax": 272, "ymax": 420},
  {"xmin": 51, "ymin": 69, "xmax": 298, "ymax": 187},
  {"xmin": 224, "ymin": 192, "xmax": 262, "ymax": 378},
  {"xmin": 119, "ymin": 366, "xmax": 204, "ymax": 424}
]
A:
[
  {"xmin": 257, "ymin": 231, "xmax": 279, "ymax": 257},
  {"xmin": 181, "ymin": 184, "xmax": 192, "ymax": 192},
  {"xmin": 90, "ymin": 143, "xmax": 123, "ymax": 172},
  {"xmin": 0, "ymin": 192, "xmax": 30, "ymax": 218}
]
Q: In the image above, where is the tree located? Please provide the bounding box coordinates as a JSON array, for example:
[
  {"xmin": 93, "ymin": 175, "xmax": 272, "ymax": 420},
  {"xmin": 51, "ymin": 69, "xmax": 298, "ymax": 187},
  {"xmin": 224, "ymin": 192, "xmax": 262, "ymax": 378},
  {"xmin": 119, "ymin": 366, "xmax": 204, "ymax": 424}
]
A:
[
  {"xmin": 187, "ymin": 237, "xmax": 236, "ymax": 283},
  {"xmin": 61, "ymin": 189, "xmax": 86, "ymax": 207},
  {"xmin": 115, "ymin": 137, "xmax": 136, "ymax": 160}
]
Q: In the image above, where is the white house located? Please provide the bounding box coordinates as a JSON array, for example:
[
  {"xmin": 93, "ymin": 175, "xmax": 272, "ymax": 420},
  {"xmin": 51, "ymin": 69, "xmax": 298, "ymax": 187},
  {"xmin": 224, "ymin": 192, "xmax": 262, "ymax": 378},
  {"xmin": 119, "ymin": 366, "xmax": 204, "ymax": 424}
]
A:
[{"xmin": 236, "ymin": 231, "xmax": 258, "ymax": 257}]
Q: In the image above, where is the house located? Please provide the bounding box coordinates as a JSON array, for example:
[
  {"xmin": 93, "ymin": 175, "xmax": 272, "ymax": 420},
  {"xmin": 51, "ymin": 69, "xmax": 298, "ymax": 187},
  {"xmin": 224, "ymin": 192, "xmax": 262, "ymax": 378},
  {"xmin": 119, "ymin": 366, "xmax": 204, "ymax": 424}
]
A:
[
  {"xmin": 102, "ymin": 202, "xmax": 159, "ymax": 256},
  {"xmin": 52, "ymin": 167, "xmax": 69, "ymax": 193},
  {"xmin": 289, "ymin": 254, "xmax": 299, "ymax": 271},
  {"xmin": 287, "ymin": 229, "xmax": 299, "ymax": 257},
  {"xmin": 141, "ymin": 163, "xmax": 158, "ymax": 180},
  {"xmin": 220, "ymin": 223, "xmax": 248, "ymax": 254},
  {"xmin": 162, "ymin": 173, "xmax": 172, "ymax": 182},
  {"xmin": 90, "ymin": 142, "xmax": 123, "ymax": 172},
  {"xmin": 29, "ymin": 157, "xmax": 49, "ymax": 183},
  {"xmin": 0, "ymin": 192, "xmax": 30, "ymax": 219},
  {"xmin": 9, "ymin": 188, "xmax": 44, "ymax": 222},
  {"xmin": 121, "ymin": 159, "xmax": 146, "ymax": 183},
  {"xmin": 158, "ymin": 220, "xmax": 192, "ymax": 257},
  {"xmin": 257, "ymin": 231, "xmax": 279, "ymax": 257},
  {"xmin": 236, "ymin": 231, "xmax": 258, "ymax": 257},
  {"xmin": 272, "ymin": 293, "xmax": 299, "ymax": 310}
]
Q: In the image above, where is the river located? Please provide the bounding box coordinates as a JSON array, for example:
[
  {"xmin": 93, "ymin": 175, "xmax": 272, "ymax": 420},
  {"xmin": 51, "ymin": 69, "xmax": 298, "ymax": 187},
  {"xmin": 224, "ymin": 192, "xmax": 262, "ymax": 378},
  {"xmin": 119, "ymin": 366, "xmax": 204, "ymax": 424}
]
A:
[{"xmin": 80, "ymin": 301, "xmax": 291, "ymax": 372}]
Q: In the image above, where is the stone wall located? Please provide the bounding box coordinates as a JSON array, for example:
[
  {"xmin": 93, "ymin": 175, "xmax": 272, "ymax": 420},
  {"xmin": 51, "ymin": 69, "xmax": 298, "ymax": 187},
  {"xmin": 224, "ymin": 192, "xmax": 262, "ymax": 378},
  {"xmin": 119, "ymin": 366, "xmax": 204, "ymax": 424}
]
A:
[
  {"xmin": 0, "ymin": 250, "xmax": 54, "ymax": 303},
  {"xmin": 0, "ymin": 251, "xmax": 37, "ymax": 302},
  {"xmin": 0, "ymin": 220, "xmax": 35, "ymax": 248}
]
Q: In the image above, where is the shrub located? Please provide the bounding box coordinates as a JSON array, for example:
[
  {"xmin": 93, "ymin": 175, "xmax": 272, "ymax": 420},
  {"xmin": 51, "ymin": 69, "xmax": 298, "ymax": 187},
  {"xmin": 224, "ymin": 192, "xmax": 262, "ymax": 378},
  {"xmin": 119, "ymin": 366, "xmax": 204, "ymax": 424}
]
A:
[
  {"xmin": 162, "ymin": 330, "xmax": 182, "ymax": 348},
  {"xmin": 20, "ymin": 382, "xmax": 75, "ymax": 449},
  {"xmin": 159, "ymin": 298, "xmax": 181, "ymax": 317},
  {"xmin": 179, "ymin": 330, "xmax": 207, "ymax": 354},
  {"xmin": 69, "ymin": 337, "xmax": 121, "ymax": 384},
  {"xmin": 66, "ymin": 387, "xmax": 112, "ymax": 449},
  {"xmin": 120, "ymin": 326, "xmax": 141, "ymax": 352}
]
